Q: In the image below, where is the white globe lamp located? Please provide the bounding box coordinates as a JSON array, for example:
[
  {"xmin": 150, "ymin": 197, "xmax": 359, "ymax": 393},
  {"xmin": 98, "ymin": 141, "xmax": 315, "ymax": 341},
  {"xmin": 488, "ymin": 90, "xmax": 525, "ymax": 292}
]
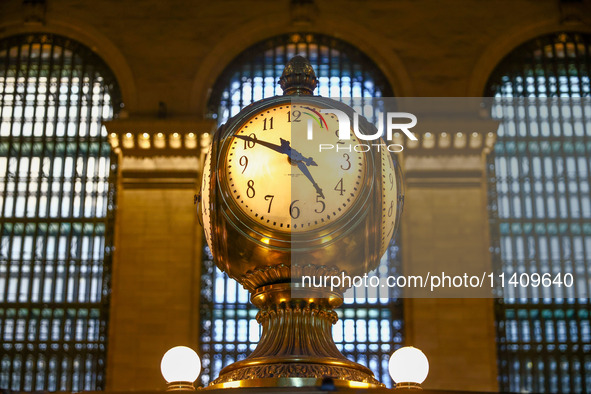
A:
[
  {"xmin": 160, "ymin": 346, "xmax": 201, "ymax": 391},
  {"xmin": 389, "ymin": 346, "xmax": 429, "ymax": 390}
]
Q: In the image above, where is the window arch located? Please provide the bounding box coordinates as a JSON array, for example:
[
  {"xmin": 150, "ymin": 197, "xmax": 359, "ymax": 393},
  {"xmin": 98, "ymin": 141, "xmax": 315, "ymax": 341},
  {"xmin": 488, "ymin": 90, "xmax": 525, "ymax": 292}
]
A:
[
  {"xmin": 0, "ymin": 33, "xmax": 121, "ymax": 391},
  {"xmin": 200, "ymin": 32, "xmax": 402, "ymax": 387},
  {"xmin": 486, "ymin": 32, "xmax": 591, "ymax": 392},
  {"xmin": 207, "ymin": 32, "xmax": 393, "ymax": 122}
]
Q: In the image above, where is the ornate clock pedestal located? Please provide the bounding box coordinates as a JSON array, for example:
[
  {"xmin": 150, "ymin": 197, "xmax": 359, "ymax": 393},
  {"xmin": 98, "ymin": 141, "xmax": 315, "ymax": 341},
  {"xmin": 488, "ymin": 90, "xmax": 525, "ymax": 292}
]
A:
[
  {"xmin": 208, "ymin": 283, "xmax": 381, "ymax": 389},
  {"xmin": 200, "ymin": 56, "xmax": 402, "ymax": 389}
]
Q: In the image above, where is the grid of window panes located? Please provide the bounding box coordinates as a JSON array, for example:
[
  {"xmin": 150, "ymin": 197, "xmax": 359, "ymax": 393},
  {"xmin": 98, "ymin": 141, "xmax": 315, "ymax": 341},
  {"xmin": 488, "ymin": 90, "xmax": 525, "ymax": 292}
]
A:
[
  {"xmin": 486, "ymin": 32, "xmax": 591, "ymax": 393},
  {"xmin": 199, "ymin": 245, "xmax": 260, "ymax": 387},
  {"xmin": 208, "ymin": 32, "xmax": 392, "ymax": 123},
  {"xmin": 336, "ymin": 240, "xmax": 403, "ymax": 386},
  {"xmin": 200, "ymin": 32, "xmax": 402, "ymax": 387},
  {"xmin": 0, "ymin": 34, "xmax": 120, "ymax": 391}
]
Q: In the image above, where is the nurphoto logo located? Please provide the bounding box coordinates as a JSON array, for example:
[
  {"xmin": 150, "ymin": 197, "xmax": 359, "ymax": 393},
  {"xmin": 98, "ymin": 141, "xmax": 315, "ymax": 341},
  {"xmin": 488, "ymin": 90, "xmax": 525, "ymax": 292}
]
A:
[{"xmin": 305, "ymin": 108, "xmax": 417, "ymax": 152}]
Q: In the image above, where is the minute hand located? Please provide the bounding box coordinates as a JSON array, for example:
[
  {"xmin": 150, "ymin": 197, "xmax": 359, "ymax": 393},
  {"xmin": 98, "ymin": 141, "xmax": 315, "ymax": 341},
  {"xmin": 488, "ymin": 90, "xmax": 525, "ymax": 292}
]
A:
[
  {"xmin": 296, "ymin": 161, "xmax": 325, "ymax": 199},
  {"xmin": 234, "ymin": 134, "xmax": 324, "ymax": 197},
  {"xmin": 280, "ymin": 139, "xmax": 324, "ymax": 197}
]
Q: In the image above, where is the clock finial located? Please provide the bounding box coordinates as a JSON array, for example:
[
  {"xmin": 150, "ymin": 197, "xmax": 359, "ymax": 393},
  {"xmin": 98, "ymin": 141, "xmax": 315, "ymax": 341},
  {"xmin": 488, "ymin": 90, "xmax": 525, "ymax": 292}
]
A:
[{"xmin": 279, "ymin": 55, "xmax": 318, "ymax": 96}]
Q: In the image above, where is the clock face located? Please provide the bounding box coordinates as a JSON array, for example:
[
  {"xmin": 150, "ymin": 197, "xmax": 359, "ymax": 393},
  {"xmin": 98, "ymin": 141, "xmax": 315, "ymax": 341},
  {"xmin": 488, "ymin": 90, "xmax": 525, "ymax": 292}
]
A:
[
  {"xmin": 202, "ymin": 143, "xmax": 213, "ymax": 247},
  {"xmin": 380, "ymin": 147, "xmax": 398, "ymax": 254},
  {"xmin": 223, "ymin": 103, "xmax": 367, "ymax": 233}
]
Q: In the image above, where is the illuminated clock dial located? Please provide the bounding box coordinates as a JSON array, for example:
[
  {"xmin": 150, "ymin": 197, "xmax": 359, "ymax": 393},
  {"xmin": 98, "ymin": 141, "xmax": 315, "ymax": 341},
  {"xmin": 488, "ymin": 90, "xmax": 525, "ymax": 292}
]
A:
[
  {"xmin": 224, "ymin": 103, "xmax": 367, "ymax": 233},
  {"xmin": 380, "ymin": 147, "xmax": 398, "ymax": 255},
  {"xmin": 201, "ymin": 143, "xmax": 213, "ymax": 247}
]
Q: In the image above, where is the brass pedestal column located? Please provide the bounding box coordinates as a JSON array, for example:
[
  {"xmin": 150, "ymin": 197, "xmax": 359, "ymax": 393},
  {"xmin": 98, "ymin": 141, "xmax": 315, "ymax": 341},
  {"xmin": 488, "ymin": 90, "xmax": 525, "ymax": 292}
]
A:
[{"xmin": 208, "ymin": 283, "xmax": 381, "ymax": 388}]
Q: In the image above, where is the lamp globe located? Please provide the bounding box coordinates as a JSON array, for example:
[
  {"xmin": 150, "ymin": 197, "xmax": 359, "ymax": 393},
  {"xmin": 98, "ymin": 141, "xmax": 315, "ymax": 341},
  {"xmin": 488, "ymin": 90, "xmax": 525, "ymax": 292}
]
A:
[
  {"xmin": 160, "ymin": 346, "xmax": 201, "ymax": 391},
  {"xmin": 389, "ymin": 346, "xmax": 429, "ymax": 390}
]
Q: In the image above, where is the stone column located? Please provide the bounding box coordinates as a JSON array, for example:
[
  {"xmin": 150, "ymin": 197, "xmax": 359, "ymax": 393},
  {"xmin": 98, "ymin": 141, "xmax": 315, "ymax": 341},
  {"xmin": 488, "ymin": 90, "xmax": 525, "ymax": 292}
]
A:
[
  {"xmin": 398, "ymin": 116, "xmax": 500, "ymax": 391},
  {"xmin": 104, "ymin": 118, "xmax": 214, "ymax": 390}
]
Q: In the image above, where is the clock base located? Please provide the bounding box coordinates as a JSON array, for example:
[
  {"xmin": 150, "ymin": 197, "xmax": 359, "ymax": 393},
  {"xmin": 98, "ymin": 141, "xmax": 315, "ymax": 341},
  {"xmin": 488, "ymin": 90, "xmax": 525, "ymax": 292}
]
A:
[
  {"xmin": 206, "ymin": 373, "xmax": 382, "ymax": 390},
  {"xmin": 204, "ymin": 283, "xmax": 383, "ymax": 389}
]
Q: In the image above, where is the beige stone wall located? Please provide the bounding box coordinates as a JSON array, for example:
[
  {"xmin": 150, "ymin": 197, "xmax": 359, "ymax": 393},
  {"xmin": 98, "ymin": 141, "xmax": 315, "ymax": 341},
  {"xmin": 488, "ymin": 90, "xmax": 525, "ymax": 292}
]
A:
[
  {"xmin": 108, "ymin": 185, "xmax": 202, "ymax": 390},
  {"xmin": 402, "ymin": 175, "xmax": 498, "ymax": 391},
  {"xmin": 103, "ymin": 122, "xmax": 210, "ymax": 391},
  {"xmin": 1, "ymin": 0, "xmax": 590, "ymax": 391}
]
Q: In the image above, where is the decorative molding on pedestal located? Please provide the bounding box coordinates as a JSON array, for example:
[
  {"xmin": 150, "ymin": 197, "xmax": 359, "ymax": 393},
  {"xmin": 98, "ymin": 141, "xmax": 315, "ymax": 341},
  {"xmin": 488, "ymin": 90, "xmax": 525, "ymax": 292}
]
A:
[
  {"xmin": 207, "ymin": 281, "xmax": 382, "ymax": 389},
  {"xmin": 239, "ymin": 263, "xmax": 343, "ymax": 292},
  {"xmin": 105, "ymin": 117, "xmax": 216, "ymax": 189}
]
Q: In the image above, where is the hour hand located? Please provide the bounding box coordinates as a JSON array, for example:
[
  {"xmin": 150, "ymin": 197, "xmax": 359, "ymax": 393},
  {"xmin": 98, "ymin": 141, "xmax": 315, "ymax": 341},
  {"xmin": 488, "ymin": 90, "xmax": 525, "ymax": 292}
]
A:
[
  {"xmin": 234, "ymin": 135, "xmax": 318, "ymax": 167},
  {"xmin": 296, "ymin": 161, "xmax": 324, "ymax": 199},
  {"xmin": 234, "ymin": 134, "xmax": 284, "ymax": 155}
]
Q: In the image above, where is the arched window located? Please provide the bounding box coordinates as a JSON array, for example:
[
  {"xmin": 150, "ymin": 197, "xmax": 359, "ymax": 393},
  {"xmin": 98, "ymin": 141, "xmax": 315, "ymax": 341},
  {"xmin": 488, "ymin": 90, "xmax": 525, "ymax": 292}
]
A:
[
  {"xmin": 0, "ymin": 34, "xmax": 121, "ymax": 391},
  {"xmin": 200, "ymin": 32, "xmax": 402, "ymax": 387},
  {"xmin": 486, "ymin": 32, "xmax": 591, "ymax": 392},
  {"xmin": 208, "ymin": 32, "xmax": 392, "ymax": 123}
]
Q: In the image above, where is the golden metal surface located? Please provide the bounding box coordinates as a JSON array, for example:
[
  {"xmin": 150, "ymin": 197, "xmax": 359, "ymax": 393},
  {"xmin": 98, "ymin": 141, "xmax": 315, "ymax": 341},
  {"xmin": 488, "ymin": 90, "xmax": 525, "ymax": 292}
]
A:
[
  {"xmin": 200, "ymin": 57, "xmax": 402, "ymax": 389},
  {"xmin": 204, "ymin": 95, "xmax": 385, "ymax": 283},
  {"xmin": 204, "ymin": 283, "xmax": 382, "ymax": 389},
  {"xmin": 395, "ymin": 382, "xmax": 423, "ymax": 390},
  {"xmin": 166, "ymin": 382, "xmax": 195, "ymax": 391},
  {"xmin": 279, "ymin": 55, "xmax": 318, "ymax": 96}
]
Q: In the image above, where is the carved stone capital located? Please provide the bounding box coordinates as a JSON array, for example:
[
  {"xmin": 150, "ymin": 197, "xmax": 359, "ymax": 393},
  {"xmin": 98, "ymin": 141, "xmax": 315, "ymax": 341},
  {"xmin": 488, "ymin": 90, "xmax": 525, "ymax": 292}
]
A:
[
  {"xmin": 105, "ymin": 117, "xmax": 215, "ymax": 158},
  {"xmin": 22, "ymin": 0, "xmax": 47, "ymax": 25},
  {"xmin": 560, "ymin": 1, "xmax": 591, "ymax": 24},
  {"xmin": 398, "ymin": 116, "xmax": 500, "ymax": 187},
  {"xmin": 398, "ymin": 117, "xmax": 499, "ymax": 157},
  {"xmin": 104, "ymin": 117, "xmax": 215, "ymax": 188}
]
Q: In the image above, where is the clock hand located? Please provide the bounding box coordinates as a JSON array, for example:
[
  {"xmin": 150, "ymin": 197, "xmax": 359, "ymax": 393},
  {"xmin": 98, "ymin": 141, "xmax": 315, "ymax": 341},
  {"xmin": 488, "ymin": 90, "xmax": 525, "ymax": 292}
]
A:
[
  {"xmin": 234, "ymin": 135, "xmax": 318, "ymax": 167},
  {"xmin": 280, "ymin": 139, "xmax": 324, "ymax": 197},
  {"xmin": 234, "ymin": 135, "xmax": 285, "ymax": 155},
  {"xmin": 234, "ymin": 134, "xmax": 324, "ymax": 197},
  {"xmin": 279, "ymin": 138, "xmax": 318, "ymax": 167},
  {"xmin": 296, "ymin": 161, "xmax": 324, "ymax": 199}
]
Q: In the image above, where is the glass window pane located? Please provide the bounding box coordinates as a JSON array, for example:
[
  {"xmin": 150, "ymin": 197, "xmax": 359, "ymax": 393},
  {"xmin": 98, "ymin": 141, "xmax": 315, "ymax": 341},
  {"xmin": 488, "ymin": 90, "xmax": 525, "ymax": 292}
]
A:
[
  {"xmin": 0, "ymin": 34, "xmax": 120, "ymax": 392},
  {"xmin": 487, "ymin": 32, "xmax": 591, "ymax": 393}
]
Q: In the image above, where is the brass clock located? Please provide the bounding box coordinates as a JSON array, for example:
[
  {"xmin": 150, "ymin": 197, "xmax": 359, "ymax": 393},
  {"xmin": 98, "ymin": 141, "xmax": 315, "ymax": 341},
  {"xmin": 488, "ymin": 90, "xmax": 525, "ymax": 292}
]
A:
[
  {"xmin": 224, "ymin": 102, "xmax": 367, "ymax": 233},
  {"xmin": 199, "ymin": 56, "xmax": 403, "ymax": 388}
]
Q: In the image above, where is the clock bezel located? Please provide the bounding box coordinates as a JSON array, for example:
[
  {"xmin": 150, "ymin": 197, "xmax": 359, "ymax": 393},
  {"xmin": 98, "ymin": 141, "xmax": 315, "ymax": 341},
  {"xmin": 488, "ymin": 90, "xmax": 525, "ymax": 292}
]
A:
[{"xmin": 211, "ymin": 95, "xmax": 379, "ymax": 248}]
